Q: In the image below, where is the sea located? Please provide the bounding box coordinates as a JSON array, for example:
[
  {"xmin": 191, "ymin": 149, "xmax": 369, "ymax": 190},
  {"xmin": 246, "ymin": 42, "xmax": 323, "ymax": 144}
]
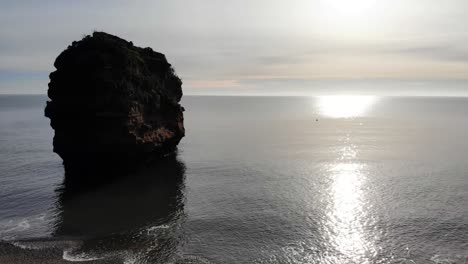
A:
[{"xmin": 0, "ymin": 95, "xmax": 467, "ymax": 263}]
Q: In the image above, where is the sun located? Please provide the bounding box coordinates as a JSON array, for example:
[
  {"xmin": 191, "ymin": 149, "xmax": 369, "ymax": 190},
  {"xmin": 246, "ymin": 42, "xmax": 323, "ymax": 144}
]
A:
[
  {"xmin": 324, "ymin": 0, "xmax": 378, "ymax": 19},
  {"xmin": 315, "ymin": 0, "xmax": 381, "ymax": 35}
]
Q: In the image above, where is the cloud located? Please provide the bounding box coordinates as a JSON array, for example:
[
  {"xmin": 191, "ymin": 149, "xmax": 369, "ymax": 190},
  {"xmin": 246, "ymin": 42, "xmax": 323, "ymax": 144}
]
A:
[
  {"xmin": 390, "ymin": 44, "xmax": 468, "ymax": 62},
  {"xmin": 1, "ymin": 0, "xmax": 468, "ymax": 94}
]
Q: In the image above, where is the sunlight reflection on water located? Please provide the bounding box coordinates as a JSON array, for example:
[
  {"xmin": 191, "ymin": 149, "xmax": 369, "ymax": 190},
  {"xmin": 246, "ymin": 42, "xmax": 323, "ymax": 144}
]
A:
[
  {"xmin": 327, "ymin": 163, "xmax": 371, "ymax": 263},
  {"xmin": 323, "ymin": 131, "xmax": 376, "ymax": 263},
  {"xmin": 317, "ymin": 96, "xmax": 378, "ymax": 118}
]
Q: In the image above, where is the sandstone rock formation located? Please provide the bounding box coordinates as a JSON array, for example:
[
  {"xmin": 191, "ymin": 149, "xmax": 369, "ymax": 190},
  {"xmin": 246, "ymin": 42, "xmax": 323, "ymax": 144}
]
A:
[{"xmin": 45, "ymin": 32, "xmax": 185, "ymax": 170}]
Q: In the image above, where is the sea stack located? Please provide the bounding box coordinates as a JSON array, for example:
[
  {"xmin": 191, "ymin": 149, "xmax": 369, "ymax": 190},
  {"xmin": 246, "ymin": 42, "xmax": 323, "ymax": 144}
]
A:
[{"xmin": 45, "ymin": 32, "xmax": 185, "ymax": 171}]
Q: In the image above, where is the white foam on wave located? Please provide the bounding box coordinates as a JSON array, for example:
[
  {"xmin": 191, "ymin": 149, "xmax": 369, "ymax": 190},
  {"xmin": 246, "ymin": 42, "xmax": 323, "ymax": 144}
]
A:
[
  {"xmin": 123, "ymin": 254, "xmax": 137, "ymax": 264},
  {"xmin": 0, "ymin": 220, "xmax": 31, "ymax": 240},
  {"xmin": 37, "ymin": 213, "xmax": 46, "ymax": 221},
  {"xmin": 12, "ymin": 241, "xmax": 40, "ymax": 249},
  {"xmin": 10, "ymin": 239, "xmax": 82, "ymax": 251},
  {"xmin": 2, "ymin": 219, "xmax": 31, "ymax": 233},
  {"xmin": 64, "ymin": 248, "xmax": 139, "ymax": 263},
  {"xmin": 63, "ymin": 250, "xmax": 104, "ymax": 262},
  {"xmin": 430, "ymin": 254, "xmax": 461, "ymax": 264},
  {"xmin": 171, "ymin": 255, "xmax": 214, "ymax": 264},
  {"xmin": 0, "ymin": 213, "xmax": 49, "ymax": 240},
  {"xmin": 147, "ymin": 224, "xmax": 170, "ymax": 232},
  {"xmin": 17, "ymin": 220, "xmax": 31, "ymax": 230}
]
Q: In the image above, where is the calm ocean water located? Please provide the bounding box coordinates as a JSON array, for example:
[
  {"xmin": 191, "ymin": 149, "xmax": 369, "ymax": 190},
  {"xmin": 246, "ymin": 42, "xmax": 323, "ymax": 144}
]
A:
[{"xmin": 0, "ymin": 95, "xmax": 467, "ymax": 263}]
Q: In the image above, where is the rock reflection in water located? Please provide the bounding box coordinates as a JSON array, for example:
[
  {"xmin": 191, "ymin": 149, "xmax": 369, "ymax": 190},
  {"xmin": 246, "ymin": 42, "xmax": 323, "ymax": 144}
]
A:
[{"xmin": 52, "ymin": 156, "xmax": 186, "ymax": 263}]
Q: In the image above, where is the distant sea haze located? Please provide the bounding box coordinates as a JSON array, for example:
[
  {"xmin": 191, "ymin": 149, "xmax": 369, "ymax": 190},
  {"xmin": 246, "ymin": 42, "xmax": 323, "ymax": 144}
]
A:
[
  {"xmin": 0, "ymin": 95, "xmax": 467, "ymax": 263},
  {"xmin": 183, "ymin": 79, "xmax": 468, "ymax": 97}
]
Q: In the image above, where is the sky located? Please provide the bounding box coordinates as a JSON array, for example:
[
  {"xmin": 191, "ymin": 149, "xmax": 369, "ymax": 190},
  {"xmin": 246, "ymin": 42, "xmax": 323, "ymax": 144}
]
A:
[{"xmin": 1, "ymin": 0, "xmax": 468, "ymax": 96}]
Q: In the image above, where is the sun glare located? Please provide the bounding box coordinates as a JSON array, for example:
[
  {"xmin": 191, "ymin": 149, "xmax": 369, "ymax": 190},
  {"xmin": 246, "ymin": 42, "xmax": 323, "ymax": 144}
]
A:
[
  {"xmin": 318, "ymin": 96, "xmax": 377, "ymax": 118},
  {"xmin": 324, "ymin": 0, "xmax": 377, "ymax": 19},
  {"xmin": 314, "ymin": 0, "xmax": 383, "ymax": 36}
]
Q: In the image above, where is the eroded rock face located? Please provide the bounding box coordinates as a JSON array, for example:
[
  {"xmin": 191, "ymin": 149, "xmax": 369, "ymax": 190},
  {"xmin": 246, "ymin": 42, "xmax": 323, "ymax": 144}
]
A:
[{"xmin": 45, "ymin": 32, "xmax": 185, "ymax": 169}]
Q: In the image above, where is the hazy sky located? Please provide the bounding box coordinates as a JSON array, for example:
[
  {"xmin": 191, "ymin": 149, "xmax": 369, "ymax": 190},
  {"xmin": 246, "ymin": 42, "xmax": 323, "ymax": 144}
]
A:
[{"xmin": 1, "ymin": 0, "xmax": 468, "ymax": 95}]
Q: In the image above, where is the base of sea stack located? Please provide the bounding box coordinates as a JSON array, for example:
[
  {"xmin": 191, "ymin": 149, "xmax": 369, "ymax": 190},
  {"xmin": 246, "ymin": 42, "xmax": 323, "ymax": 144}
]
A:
[{"xmin": 60, "ymin": 150, "xmax": 180, "ymax": 190}]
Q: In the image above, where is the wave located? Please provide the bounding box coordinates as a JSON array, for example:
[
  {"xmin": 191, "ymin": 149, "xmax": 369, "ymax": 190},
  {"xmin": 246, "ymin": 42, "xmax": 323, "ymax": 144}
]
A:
[
  {"xmin": 0, "ymin": 213, "xmax": 48, "ymax": 240},
  {"xmin": 62, "ymin": 250, "xmax": 103, "ymax": 262}
]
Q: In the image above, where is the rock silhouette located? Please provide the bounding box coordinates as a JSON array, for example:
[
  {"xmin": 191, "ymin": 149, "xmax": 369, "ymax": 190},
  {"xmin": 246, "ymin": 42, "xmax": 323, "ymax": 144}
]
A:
[{"xmin": 45, "ymin": 32, "xmax": 185, "ymax": 170}]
